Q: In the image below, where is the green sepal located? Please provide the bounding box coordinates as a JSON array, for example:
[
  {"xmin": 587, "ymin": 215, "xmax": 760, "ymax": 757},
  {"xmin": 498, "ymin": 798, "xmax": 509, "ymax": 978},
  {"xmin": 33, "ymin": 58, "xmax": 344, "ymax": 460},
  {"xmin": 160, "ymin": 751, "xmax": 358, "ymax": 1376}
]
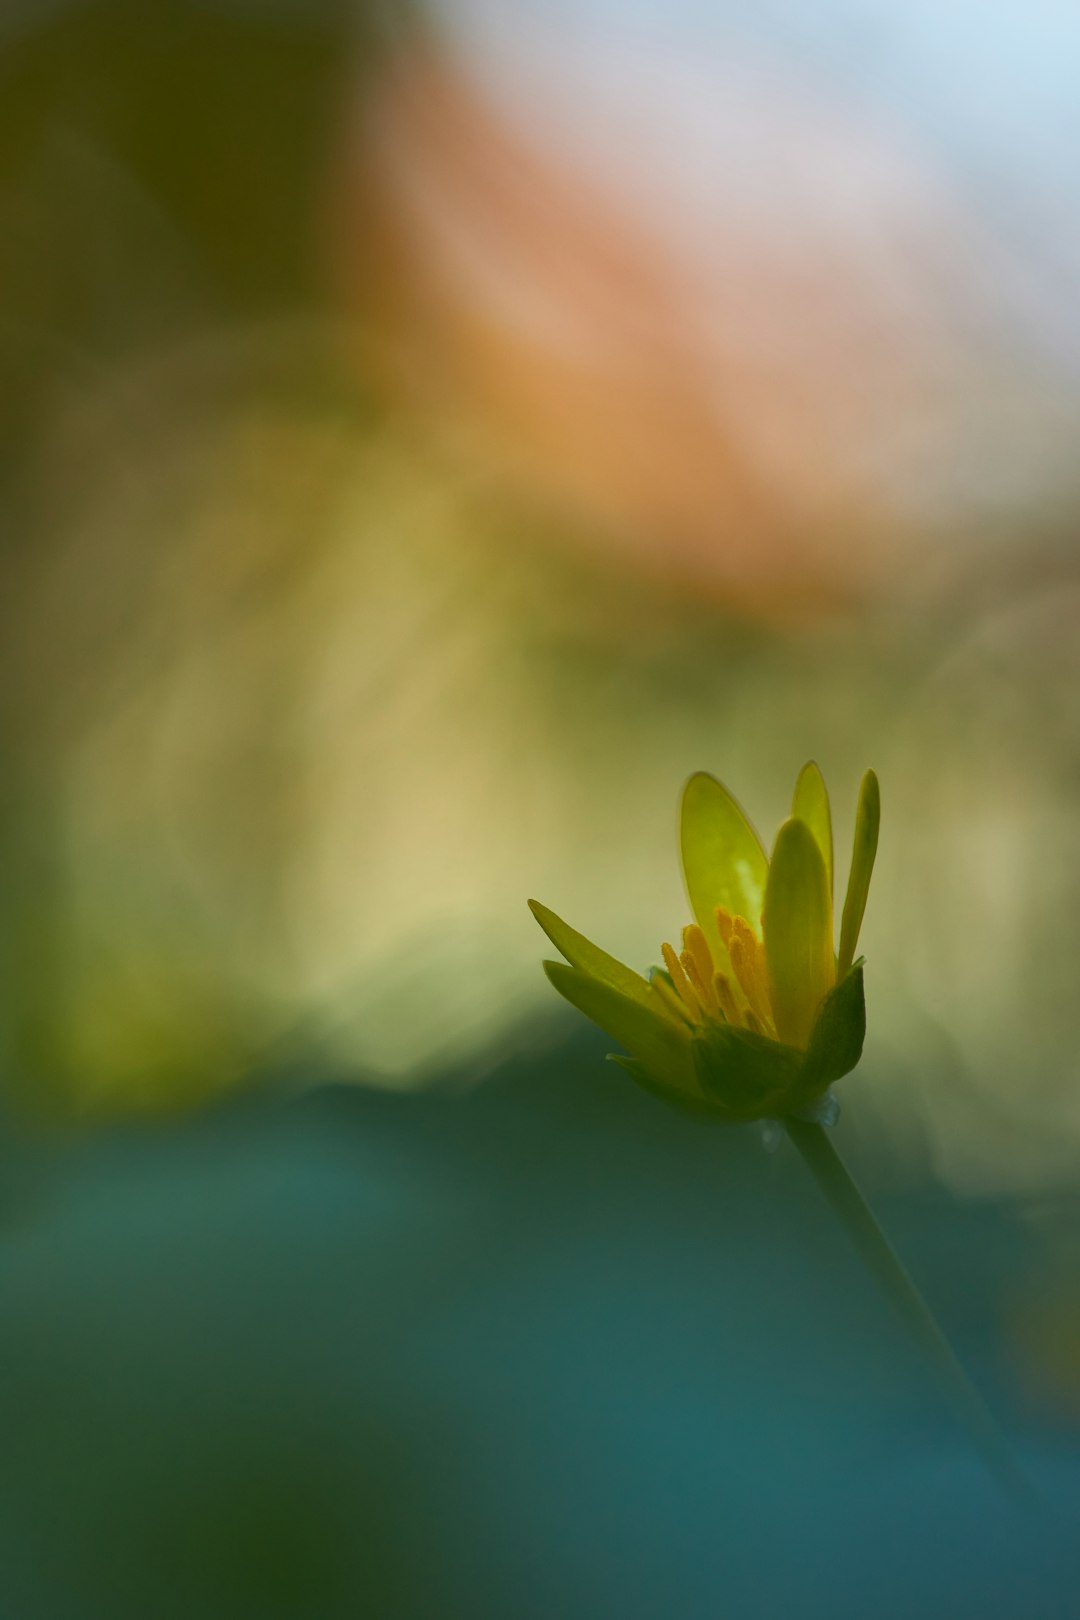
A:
[
  {"xmin": 691, "ymin": 1020, "xmax": 803, "ymax": 1120},
  {"xmin": 795, "ymin": 963, "xmax": 866, "ymax": 1103},
  {"xmin": 606, "ymin": 1055, "xmax": 729, "ymax": 1122},
  {"xmin": 542, "ymin": 960, "xmax": 698, "ymax": 1095},
  {"xmin": 529, "ymin": 899, "xmax": 660, "ymax": 1013}
]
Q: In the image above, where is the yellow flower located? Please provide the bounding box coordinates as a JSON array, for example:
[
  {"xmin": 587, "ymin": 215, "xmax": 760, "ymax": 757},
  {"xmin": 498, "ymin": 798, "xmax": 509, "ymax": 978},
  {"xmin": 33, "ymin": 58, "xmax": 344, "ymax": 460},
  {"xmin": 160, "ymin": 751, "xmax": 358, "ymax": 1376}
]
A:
[{"xmin": 530, "ymin": 763, "xmax": 879, "ymax": 1123}]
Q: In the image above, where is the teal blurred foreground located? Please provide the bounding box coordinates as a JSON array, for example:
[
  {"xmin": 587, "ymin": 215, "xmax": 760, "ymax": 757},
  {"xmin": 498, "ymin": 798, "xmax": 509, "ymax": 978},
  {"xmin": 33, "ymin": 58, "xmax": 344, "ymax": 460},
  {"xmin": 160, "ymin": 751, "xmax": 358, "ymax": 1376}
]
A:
[{"xmin": 0, "ymin": 1026, "xmax": 1076, "ymax": 1620}]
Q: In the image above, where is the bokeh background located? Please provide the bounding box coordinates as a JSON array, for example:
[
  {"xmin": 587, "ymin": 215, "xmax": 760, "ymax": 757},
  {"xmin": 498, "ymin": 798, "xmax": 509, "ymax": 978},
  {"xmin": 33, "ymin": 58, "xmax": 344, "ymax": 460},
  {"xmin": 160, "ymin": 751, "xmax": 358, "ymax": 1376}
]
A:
[{"xmin": 1, "ymin": 1, "xmax": 1080, "ymax": 1614}]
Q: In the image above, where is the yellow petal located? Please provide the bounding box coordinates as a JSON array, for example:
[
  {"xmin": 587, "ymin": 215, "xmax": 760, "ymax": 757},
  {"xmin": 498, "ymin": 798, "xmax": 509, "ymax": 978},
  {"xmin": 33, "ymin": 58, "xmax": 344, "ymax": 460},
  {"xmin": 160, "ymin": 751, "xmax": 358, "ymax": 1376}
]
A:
[
  {"xmin": 837, "ymin": 769, "xmax": 880, "ymax": 978},
  {"xmin": 791, "ymin": 760, "xmax": 834, "ymax": 904},
  {"xmin": 763, "ymin": 817, "xmax": 835, "ymax": 1049},
  {"xmin": 680, "ymin": 773, "xmax": 768, "ymax": 965},
  {"xmin": 529, "ymin": 900, "xmax": 660, "ymax": 1015},
  {"xmin": 542, "ymin": 961, "xmax": 698, "ymax": 1093}
]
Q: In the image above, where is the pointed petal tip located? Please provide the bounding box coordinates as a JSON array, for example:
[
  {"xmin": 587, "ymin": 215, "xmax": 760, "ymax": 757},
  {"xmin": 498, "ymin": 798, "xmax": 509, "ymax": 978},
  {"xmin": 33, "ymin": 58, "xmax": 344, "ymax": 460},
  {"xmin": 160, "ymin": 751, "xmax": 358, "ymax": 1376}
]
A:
[
  {"xmin": 791, "ymin": 761, "xmax": 834, "ymax": 900},
  {"xmin": 856, "ymin": 768, "xmax": 881, "ymax": 833},
  {"xmin": 530, "ymin": 899, "xmax": 658, "ymax": 1009},
  {"xmin": 771, "ymin": 813, "xmax": 820, "ymax": 858},
  {"xmin": 680, "ymin": 768, "xmax": 752, "ymax": 818},
  {"xmin": 531, "ymin": 898, "xmax": 571, "ymax": 955},
  {"xmin": 792, "ymin": 762, "xmax": 827, "ymax": 814},
  {"xmin": 679, "ymin": 769, "xmax": 723, "ymax": 818},
  {"xmin": 542, "ymin": 956, "xmax": 588, "ymax": 991},
  {"xmin": 837, "ymin": 769, "xmax": 880, "ymax": 978},
  {"xmin": 769, "ymin": 816, "xmax": 829, "ymax": 889}
]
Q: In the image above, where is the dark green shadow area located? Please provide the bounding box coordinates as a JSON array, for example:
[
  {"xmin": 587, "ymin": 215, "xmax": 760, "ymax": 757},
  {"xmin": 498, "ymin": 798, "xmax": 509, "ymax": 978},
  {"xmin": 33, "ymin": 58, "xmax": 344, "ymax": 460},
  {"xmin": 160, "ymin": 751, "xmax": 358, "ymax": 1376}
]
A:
[{"xmin": 0, "ymin": 1023, "xmax": 1076, "ymax": 1619}]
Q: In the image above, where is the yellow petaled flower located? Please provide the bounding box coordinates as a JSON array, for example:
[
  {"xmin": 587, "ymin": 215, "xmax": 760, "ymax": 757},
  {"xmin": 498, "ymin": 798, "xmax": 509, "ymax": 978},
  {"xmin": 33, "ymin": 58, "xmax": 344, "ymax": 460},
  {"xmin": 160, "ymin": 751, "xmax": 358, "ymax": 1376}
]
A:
[{"xmin": 530, "ymin": 764, "xmax": 880, "ymax": 1123}]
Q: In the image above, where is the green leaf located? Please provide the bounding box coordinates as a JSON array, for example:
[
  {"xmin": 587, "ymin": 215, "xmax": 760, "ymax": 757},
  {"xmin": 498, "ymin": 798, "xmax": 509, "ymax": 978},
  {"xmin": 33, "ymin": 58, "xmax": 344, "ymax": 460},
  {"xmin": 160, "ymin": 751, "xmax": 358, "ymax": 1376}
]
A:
[
  {"xmin": 542, "ymin": 961, "xmax": 698, "ymax": 1093},
  {"xmin": 680, "ymin": 772, "xmax": 769, "ymax": 962},
  {"xmin": 792, "ymin": 761, "xmax": 833, "ymax": 904},
  {"xmin": 691, "ymin": 1022, "xmax": 804, "ymax": 1119},
  {"xmin": 837, "ymin": 769, "xmax": 880, "ymax": 979},
  {"xmin": 763, "ymin": 817, "xmax": 835, "ymax": 1049},
  {"xmin": 797, "ymin": 964, "xmax": 866, "ymax": 1100},
  {"xmin": 529, "ymin": 900, "xmax": 660, "ymax": 1014}
]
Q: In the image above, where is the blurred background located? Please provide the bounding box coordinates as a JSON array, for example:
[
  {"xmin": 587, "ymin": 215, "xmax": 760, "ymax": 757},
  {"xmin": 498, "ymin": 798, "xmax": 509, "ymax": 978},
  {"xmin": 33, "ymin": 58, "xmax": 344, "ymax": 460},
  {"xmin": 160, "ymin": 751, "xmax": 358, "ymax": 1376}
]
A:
[{"xmin": 1, "ymin": 0, "xmax": 1080, "ymax": 1613}]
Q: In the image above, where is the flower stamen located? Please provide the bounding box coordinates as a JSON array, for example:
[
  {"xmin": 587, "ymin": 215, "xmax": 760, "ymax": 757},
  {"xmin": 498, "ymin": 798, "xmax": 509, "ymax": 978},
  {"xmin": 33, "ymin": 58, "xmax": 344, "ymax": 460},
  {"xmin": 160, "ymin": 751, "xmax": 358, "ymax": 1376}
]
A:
[
  {"xmin": 681, "ymin": 948, "xmax": 719, "ymax": 1014},
  {"xmin": 728, "ymin": 916, "xmax": 776, "ymax": 1034},
  {"xmin": 651, "ymin": 971, "xmax": 697, "ymax": 1026},
  {"xmin": 662, "ymin": 940, "xmax": 706, "ymax": 1020},
  {"xmin": 713, "ymin": 973, "xmax": 740, "ymax": 1024},
  {"xmin": 682, "ymin": 924, "xmax": 716, "ymax": 990}
]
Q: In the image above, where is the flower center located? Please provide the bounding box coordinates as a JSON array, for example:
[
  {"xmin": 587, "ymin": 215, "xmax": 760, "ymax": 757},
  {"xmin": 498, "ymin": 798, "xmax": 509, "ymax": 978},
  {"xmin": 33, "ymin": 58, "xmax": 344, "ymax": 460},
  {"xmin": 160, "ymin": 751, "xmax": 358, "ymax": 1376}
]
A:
[{"xmin": 654, "ymin": 907, "xmax": 777, "ymax": 1038}]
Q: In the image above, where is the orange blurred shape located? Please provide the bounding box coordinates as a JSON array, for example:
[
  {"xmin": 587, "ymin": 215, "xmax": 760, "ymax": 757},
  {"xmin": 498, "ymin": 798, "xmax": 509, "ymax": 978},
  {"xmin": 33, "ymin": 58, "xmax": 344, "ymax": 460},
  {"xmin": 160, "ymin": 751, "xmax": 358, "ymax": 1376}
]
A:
[{"xmin": 327, "ymin": 39, "xmax": 960, "ymax": 614}]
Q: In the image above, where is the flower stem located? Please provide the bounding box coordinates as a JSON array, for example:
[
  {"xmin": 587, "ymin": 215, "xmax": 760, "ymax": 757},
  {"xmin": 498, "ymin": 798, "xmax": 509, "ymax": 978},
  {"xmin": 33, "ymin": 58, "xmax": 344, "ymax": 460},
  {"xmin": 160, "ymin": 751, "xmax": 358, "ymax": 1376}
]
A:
[{"xmin": 783, "ymin": 1119, "xmax": 1034, "ymax": 1502}]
